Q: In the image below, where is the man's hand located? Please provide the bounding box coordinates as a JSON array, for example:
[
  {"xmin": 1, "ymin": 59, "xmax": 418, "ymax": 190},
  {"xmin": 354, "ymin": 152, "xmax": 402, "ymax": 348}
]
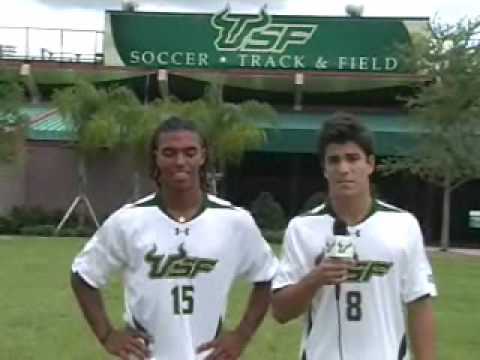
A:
[
  {"xmin": 307, "ymin": 258, "xmax": 353, "ymax": 286},
  {"xmin": 103, "ymin": 328, "xmax": 151, "ymax": 360},
  {"xmin": 272, "ymin": 258, "xmax": 353, "ymax": 323},
  {"xmin": 197, "ymin": 330, "xmax": 249, "ymax": 360}
]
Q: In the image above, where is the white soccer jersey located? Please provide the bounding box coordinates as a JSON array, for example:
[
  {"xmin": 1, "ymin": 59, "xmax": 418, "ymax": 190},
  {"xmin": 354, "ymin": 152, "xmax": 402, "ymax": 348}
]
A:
[
  {"xmin": 72, "ymin": 193, "xmax": 278, "ymax": 360},
  {"xmin": 273, "ymin": 200, "xmax": 437, "ymax": 360}
]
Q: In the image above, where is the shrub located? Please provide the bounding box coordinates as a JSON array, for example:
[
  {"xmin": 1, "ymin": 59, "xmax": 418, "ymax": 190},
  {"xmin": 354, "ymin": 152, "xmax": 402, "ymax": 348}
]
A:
[
  {"xmin": 19, "ymin": 225, "xmax": 55, "ymax": 236},
  {"xmin": 0, "ymin": 206, "xmax": 80, "ymax": 234},
  {"xmin": 11, "ymin": 206, "xmax": 51, "ymax": 227},
  {"xmin": 57, "ymin": 226, "xmax": 95, "ymax": 237},
  {"xmin": 250, "ymin": 192, "xmax": 286, "ymax": 231},
  {"xmin": 0, "ymin": 216, "xmax": 18, "ymax": 234},
  {"xmin": 262, "ymin": 229, "xmax": 284, "ymax": 244},
  {"xmin": 300, "ymin": 191, "xmax": 326, "ymax": 213}
]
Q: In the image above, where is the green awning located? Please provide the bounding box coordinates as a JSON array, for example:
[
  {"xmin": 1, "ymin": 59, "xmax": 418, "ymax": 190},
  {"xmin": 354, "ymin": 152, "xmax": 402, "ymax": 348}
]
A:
[
  {"xmin": 260, "ymin": 113, "xmax": 418, "ymax": 156},
  {"xmin": 26, "ymin": 106, "xmax": 419, "ymax": 156},
  {"xmin": 28, "ymin": 111, "xmax": 74, "ymax": 141}
]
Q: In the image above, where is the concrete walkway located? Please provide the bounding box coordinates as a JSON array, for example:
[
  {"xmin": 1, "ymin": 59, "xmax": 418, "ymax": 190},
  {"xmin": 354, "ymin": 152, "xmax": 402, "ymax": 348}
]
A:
[{"xmin": 427, "ymin": 246, "xmax": 480, "ymax": 256}]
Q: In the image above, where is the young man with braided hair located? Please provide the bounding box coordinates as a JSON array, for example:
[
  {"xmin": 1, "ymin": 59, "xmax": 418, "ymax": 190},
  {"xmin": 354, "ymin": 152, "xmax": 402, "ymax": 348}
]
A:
[
  {"xmin": 272, "ymin": 112, "xmax": 437, "ymax": 360},
  {"xmin": 71, "ymin": 116, "xmax": 278, "ymax": 360}
]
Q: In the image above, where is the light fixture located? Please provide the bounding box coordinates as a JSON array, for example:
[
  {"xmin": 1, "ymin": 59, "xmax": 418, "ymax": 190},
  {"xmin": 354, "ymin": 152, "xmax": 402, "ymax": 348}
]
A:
[
  {"xmin": 294, "ymin": 72, "xmax": 304, "ymax": 85},
  {"xmin": 157, "ymin": 69, "xmax": 168, "ymax": 81},
  {"xmin": 19, "ymin": 63, "xmax": 31, "ymax": 76}
]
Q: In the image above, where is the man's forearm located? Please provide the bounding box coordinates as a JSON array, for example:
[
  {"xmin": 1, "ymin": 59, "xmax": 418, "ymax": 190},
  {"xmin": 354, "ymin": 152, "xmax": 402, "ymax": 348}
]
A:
[
  {"xmin": 271, "ymin": 272, "xmax": 322, "ymax": 323},
  {"xmin": 234, "ymin": 282, "xmax": 271, "ymax": 341},
  {"xmin": 70, "ymin": 272, "xmax": 113, "ymax": 345},
  {"xmin": 407, "ymin": 296, "xmax": 436, "ymax": 360}
]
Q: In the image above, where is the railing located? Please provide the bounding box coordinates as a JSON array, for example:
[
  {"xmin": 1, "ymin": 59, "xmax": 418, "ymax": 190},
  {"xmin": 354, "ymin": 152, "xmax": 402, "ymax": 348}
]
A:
[{"xmin": 0, "ymin": 26, "xmax": 104, "ymax": 64}]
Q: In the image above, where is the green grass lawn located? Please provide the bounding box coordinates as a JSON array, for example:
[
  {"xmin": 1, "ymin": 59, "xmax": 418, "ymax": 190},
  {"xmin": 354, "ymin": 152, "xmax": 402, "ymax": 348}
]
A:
[{"xmin": 0, "ymin": 236, "xmax": 478, "ymax": 359}]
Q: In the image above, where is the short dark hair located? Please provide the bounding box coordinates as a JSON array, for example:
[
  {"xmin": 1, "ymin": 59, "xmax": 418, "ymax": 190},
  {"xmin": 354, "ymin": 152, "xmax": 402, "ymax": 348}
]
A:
[
  {"xmin": 149, "ymin": 116, "xmax": 209, "ymax": 190},
  {"xmin": 317, "ymin": 112, "xmax": 375, "ymax": 163}
]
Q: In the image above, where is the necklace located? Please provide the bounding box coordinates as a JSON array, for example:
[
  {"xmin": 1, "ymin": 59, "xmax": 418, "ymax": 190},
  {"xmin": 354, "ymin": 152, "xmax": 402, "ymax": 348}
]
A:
[{"xmin": 178, "ymin": 216, "xmax": 186, "ymax": 223}]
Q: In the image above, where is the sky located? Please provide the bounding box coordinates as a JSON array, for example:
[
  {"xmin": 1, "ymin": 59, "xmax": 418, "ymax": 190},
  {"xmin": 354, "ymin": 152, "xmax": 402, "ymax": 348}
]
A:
[
  {"xmin": 2, "ymin": 0, "xmax": 479, "ymax": 29},
  {"xmin": 0, "ymin": 0, "xmax": 479, "ymax": 58}
]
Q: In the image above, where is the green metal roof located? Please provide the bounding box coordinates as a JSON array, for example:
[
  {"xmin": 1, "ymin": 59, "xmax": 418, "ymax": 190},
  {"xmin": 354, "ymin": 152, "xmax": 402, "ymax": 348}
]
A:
[
  {"xmin": 28, "ymin": 109, "xmax": 74, "ymax": 141},
  {"xmin": 259, "ymin": 113, "xmax": 418, "ymax": 156},
  {"xmin": 0, "ymin": 105, "xmax": 43, "ymax": 127},
  {"xmin": 24, "ymin": 106, "xmax": 418, "ymax": 155},
  {"xmin": 21, "ymin": 106, "xmax": 53, "ymax": 119}
]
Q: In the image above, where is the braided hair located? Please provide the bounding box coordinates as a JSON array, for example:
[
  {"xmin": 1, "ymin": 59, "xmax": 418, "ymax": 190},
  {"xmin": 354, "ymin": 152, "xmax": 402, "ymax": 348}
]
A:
[{"xmin": 148, "ymin": 116, "xmax": 209, "ymax": 191}]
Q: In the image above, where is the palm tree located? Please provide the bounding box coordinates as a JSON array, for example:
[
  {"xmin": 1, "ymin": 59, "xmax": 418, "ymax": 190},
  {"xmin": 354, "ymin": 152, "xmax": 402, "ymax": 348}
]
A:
[
  {"xmin": 53, "ymin": 81, "xmax": 123, "ymax": 233},
  {"xmin": 111, "ymin": 88, "xmax": 161, "ymax": 200},
  {"xmin": 54, "ymin": 82, "xmax": 167, "ymax": 232},
  {"xmin": 159, "ymin": 84, "xmax": 277, "ymax": 194},
  {"xmin": 0, "ymin": 79, "xmax": 27, "ymax": 163}
]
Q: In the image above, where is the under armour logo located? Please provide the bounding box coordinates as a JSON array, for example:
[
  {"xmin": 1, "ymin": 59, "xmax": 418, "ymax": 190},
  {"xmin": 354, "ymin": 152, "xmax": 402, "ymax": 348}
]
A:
[{"xmin": 175, "ymin": 227, "xmax": 190, "ymax": 236}]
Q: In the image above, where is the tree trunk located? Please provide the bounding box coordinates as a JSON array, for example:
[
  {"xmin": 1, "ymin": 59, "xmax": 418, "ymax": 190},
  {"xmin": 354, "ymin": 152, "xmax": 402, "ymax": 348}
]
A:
[
  {"xmin": 208, "ymin": 151, "xmax": 218, "ymax": 195},
  {"xmin": 217, "ymin": 161, "xmax": 227, "ymax": 197},
  {"xmin": 424, "ymin": 184, "xmax": 435, "ymax": 244},
  {"xmin": 289, "ymin": 156, "xmax": 300, "ymax": 216},
  {"xmin": 209, "ymin": 170, "xmax": 218, "ymax": 195},
  {"xmin": 55, "ymin": 156, "xmax": 93, "ymax": 234},
  {"xmin": 77, "ymin": 157, "xmax": 88, "ymax": 227},
  {"xmin": 440, "ymin": 179, "xmax": 452, "ymax": 251},
  {"xmin": 132, "ymin": 170, "xmax": 141, "ymax": 201}
]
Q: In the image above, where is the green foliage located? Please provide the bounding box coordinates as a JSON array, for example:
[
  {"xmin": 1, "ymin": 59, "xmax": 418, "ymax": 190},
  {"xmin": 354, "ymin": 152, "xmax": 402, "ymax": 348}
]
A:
[
  {"xmin": 53, "ymin": 81, "xmax": 107, "ymax": 140},
  {"xmin": 250, "ymin": 192, "xmax": 287, "ymax": 230},
  {"xmin": 19, "ymin": 225, "xmax": 55, "ymax": 236},
  {"xmin": 262, "ymin": 229, "xmax": 285, "ymax": 244},
  {"xmin": 151, "ymin": 85, "xmax": 277, "ymax": 192},
  {"xmin": 53, "ymin": 82, "xmax": 150, "ymax": 157},
  {"xmin": 0, "ymin": 206, "xmax": 80, "ymax": 235},
  {"xmin": 0, "ymin": 80, "xmax": 27, "ymax": 162},
  {"xmin": 53, "ymin": 82, "xmax": 160, "ymax": 182},
  {"xmin": 0, "ymin": 81, "xmax": 25, "ymax": 121},
  {"xmin": 0, "ymin": 216, "xmax": 17, "ymax": 234},
  {"xmin": 56, "ymin": 225, "xmax": 95, "ymax": 237},
  {"xmin": 300, "ymin": 191, "xmax": 326, "ymax": 213},
  {"xmin": 383, "ymin": 17, "xmax": 480, "ymax": 188},
  {"xmin": 10, "ymin": 206, "xmax": 63, "ymax": 227},
  {"xmin": 382, "ymin": 17, "xmax": 480, "ymax": 250},
  {"xmin": 118, "ymin": 92, "xmax": 162, "ymax": 164}
]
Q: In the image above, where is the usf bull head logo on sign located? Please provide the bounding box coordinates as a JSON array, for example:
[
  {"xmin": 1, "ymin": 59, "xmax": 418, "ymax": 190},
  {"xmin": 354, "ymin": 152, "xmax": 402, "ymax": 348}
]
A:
[{"xmin": 211, "ymin": 6, "xmax": 317, "ymax": 53}]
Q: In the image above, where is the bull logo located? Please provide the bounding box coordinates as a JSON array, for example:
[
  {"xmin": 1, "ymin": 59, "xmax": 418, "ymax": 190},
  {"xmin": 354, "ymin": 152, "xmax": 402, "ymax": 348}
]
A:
[
  {"xmin": 145, "ymin": 243, "xmax": 218, "ymax": 279},
  {"xmin": 211, "ymin": 6, "xmax": 317, "ymax": 53}
]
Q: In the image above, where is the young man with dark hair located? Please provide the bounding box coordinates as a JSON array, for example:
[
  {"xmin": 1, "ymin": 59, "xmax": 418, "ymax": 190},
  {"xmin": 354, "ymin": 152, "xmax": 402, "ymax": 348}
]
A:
[
  {"xmin": 272, "ymin": 112, "xmax": 437, "ymax": 360},
  {"xmin": 71, "ymin": 116, "xmax": 278, "ymax": 360}
]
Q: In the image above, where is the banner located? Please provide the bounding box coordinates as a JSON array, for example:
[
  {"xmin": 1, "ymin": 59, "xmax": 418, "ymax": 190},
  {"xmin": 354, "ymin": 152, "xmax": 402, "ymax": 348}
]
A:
[{"xmin": 104, "ymin": 8, "xmax": 428, "ymax": 73}]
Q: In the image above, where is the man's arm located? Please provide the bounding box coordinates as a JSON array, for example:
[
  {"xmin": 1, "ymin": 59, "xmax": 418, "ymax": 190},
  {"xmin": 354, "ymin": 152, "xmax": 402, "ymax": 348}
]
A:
[
  {"xmin": 407, "ymin": 296, "xmax": 436, "ymax": 360},
  {"xmin": 272, "ymin": 260, "xmax": 351, "ymax": 323},
  {"xmin": 197, "ymin": 281, "xmax": 271, "ymax": 360},
  {"xmin": 70, "ymin": 272, "xmax": 149, "ymax": 360}
]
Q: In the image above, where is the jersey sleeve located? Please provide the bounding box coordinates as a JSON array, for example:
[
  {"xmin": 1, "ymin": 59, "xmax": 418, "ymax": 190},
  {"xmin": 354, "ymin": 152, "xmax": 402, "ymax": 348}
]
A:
[
  {"xmin": 71, "ymin": 209, "xmax": 129, "ymax": 288},
  {"xmin": 401, "ymin": 215, "xmax": 438, "ymax": 303},
  {"xmin": 272, "ymin": 218, "xmax": 310, "ymax": 290},
  {"xmin": 236, "ymin": 212, "xmax": 278, "ymax": 283}
]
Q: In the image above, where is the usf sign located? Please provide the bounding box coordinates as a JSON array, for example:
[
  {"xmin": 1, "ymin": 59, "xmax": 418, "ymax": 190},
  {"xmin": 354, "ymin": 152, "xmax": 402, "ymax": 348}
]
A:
[
  {"xmin": 104, "ymin": 8, "xmax": 428, "ymax": 72},
  {"xmin": 211, "ymin": 7, "xmax": 317, "ymax": 53}
]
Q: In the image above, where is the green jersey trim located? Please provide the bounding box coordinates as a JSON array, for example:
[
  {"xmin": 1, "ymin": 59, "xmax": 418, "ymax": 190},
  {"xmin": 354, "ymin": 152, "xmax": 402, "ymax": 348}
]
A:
[
  {"xmin": 301, "ymin": 198, "xmax": 401, "ymax": 222},
  {"xmin": 205, "ymin": 195, "xmax": 236, "ymax": 210},
  {"xmin": 300, "ymin": 203, "xmax": 328, "ymax": 217},
  {"xmin": 375, "ymin": 200, "xmax": 404, "ymax": 213},
  {"xmin": 135, "ymin": 193, "xmax": 235, "ymax": 223}
]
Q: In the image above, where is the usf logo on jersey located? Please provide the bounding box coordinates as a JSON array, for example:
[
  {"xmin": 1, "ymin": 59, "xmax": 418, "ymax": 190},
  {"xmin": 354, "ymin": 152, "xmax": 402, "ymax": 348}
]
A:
[
  {"xmin": 347, "ymin": 261, "xmax": 393, "ymax": 283},
  {"xmin": 325, "ymin": 237, "xmax": 355, "ymax": 259},
  {"xmin": 145, "ymin": 244, "xmax": 218, "ymax": 279},
  {"xmin": 211, "ymin": 6, "xmax": 317, "ymax": 53}
]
